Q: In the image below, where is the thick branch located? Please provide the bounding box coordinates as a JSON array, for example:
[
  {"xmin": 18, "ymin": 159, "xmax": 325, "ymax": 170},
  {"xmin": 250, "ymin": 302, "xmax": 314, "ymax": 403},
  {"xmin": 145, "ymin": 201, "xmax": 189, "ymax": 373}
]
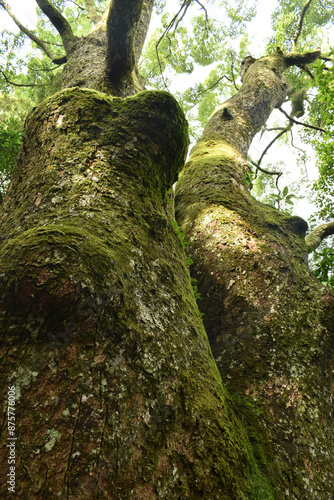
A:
[
  {"xmin": 293, "ymin": 0, "xmax": 313, "ymax": 51},
  {"xmin": 105, "ymin": 0, "xmax": 144, "ymax": 80},
  {"xmin": 306, "ymin": 221, "xmax": 334, "ymax": 253},
  {"xmin": 35, "ymin": 0, "xmax": 77, "ymax": 55},
  {"xmin": 134, "ymin": 0, "xmax": 154, "ymax": 64},
  {"xmin": 284, "ymin": 49, "xmax": 321, "ymax": 67},
  {"xmin": 0, "ymin": 0, "xmax": 66, "ymax": 63}
]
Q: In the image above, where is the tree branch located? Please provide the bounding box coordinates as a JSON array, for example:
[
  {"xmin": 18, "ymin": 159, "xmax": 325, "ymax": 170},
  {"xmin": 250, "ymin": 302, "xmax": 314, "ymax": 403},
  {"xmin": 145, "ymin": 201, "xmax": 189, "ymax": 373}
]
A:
[
  {"xmin": 197, "ymin": 74, "xmax": 233, "ymax": 96},
  {"xmin": 292, "ymin": 0, "xmax": 313, "ymax": 51},
  {"xmin": 105, "ymin": 0, "xmax": 144, "ymax": 80},
  {"xmin": 284, "ymin": 49, "xmax": 321, "ymax": 67},
  {"xmin": 249, "ymin": 158, "xmax": 283, "ymax": 180},
  {"xmin": 306, "ymin": 221, "xmax": 334, "ymax": 253},
  {"xmin": 256, "ymin": 126, "xmax": 291, "ymax": 169},
  {"xmin": 155, "ymin": 0, "xmax": 191, "ymax": 89},
  {"xmin": 35, "ymin": 0, "xmax": 77, "ymax": 55},
  {"xmin": 83, "ymin": 0, "xmax": 101, "ymax": 24},
  {"xmin": 0, "ymin": 0, "xmax": 66, "ymax": 63},
  {"xmin": 278, "ymin": 107, "xmax": 325, "ymax": 132},
  {"xmin": 134, "ymin": 0, "xmax": 154, "ymax": 65},
  {"xmin": 0, "ymin": 69, "xmax": 48, "ymax": 87}
]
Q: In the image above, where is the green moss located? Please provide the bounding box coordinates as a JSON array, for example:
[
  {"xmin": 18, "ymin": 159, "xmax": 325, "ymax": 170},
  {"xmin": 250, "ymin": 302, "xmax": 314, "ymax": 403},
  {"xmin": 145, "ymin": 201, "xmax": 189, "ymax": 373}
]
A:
[
  {"xmin": 0, "ymin": 87, "xmax": 278, "ymax": 498},
  {"xmin": 175, "ymin": 125, "xmax": 334, "ymax": 498}
]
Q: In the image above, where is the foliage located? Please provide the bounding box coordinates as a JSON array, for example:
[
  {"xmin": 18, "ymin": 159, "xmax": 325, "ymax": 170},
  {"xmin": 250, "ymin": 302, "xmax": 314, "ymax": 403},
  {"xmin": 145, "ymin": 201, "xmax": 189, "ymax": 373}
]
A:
[
  {"xmin": 270, "ymin": 0, "xmax": 334, "ymax": 52},
  {"xmin": 141, "ymin": 0, "xmax": 256, "ymax": 137},
  {"xmin": 309, "ymin": 55, "xmax": 334, "ymax": 222}
]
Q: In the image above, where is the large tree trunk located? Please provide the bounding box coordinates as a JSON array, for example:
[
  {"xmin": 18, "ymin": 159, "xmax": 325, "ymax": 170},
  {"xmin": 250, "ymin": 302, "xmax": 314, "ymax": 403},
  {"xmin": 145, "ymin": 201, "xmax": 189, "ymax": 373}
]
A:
[
  {"xmin": 175, "ymin": 50, "xmax": 334, "ymax": 499},
  {"xmin": 0, "ymin": 87, "xmax": 275, "ymax": 498},
  {"xmin": 1, "ymin": 0, "xmax": 334, "ymax": 493},
  {"xmin": 61, "ymin": 0, "xmax": 154, "ymax": 97}
]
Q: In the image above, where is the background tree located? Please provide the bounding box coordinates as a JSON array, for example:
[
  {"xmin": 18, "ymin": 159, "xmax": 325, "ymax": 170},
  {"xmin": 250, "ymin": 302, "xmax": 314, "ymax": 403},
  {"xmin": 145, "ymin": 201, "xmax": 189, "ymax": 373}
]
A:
[{"xmin": 0, "ymin": 0, "xmax": 334, "ymax": 498}]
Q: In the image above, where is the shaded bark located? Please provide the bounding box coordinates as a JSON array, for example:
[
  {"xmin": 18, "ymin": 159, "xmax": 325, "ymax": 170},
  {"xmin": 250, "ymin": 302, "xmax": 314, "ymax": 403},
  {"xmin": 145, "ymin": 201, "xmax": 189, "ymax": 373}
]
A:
[{"xmin": 175, "ymin": 50, "xmax": 334, "ymax": 499}]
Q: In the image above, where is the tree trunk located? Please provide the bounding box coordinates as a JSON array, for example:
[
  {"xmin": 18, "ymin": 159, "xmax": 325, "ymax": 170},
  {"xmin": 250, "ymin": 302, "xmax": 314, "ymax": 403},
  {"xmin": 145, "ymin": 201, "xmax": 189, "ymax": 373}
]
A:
[
  {"xmin": 1, "ymin": 0, "xmax": 334, "ymax": 493},
  {"xmin": 62, "ymin": 0, "xmax": 154, "ymax": 97},
  {"xmin": 0, "ymin": 87, "xmax": 275, "ymax": 498},
  {"xmin": 175, "ymin": 51, "xmax": 334, "ymax": 499}
]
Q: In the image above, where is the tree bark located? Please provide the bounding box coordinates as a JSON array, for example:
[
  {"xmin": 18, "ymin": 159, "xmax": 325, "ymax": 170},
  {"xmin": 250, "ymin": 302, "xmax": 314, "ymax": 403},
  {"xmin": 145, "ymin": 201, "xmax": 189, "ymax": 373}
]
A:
[
  {"xmin": 1, "ymin": 2, "xmax": 334, "ymax": 495},
  {"xmin": 61, "ymin": 0, "xmax": 152, "ymax": 96},
  {"xmin": 175, "ymin": 50, "xmax": 334, "ymax": 498},
  {"xmin": 0, "ymin": 87, "xmax": 275, "ymax": 498}
]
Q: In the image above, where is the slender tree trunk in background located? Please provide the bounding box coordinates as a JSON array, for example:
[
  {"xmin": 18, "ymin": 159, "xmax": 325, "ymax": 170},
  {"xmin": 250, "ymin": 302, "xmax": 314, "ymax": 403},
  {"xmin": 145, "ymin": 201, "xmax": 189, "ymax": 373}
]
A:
[{"xmin": 175, "ymin": 50, "xmax": 334, "ymax": 499}]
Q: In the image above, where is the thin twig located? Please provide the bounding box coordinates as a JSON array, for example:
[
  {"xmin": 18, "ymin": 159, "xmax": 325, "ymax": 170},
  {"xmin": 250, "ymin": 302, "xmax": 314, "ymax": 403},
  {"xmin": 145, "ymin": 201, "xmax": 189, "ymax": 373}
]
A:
[
  {"xmin": 290, "ymin": 128, "xmax": 309, "ymax": 179},
  {"xmin": 197, "ymin": 74, "xmax": 232, "ymax": 96},
  {"xmin": 155, "ymin": 0, "xmax": 191, "ymax": 89},
  {"xmin": 194, "ymin": 0, "xmax": 209, "ymax": 21},
  {"xmin": 174, "ymin": 0, "xmax": 191, "ymax": 31},
  {"xmin": 299, "ymin": 64, "xmax": 315, "ymax": 79},
  {"xmin": 69, "ymin": 0, "xmax": 85, "ymax": 11},
  {"xmin": 0, "ymin": 70, "xmax": 47, "ymax": 87},
  {"xmin": 257, "ymin": 127, "xmax": 290, "ymax": 168},
  {"xmin": 260, "ymin": 125, "xmax": 286, "ymax": 138},
  {"xmin": 278, "ymin": 107, "xmax": 325, "ymax": 132}
]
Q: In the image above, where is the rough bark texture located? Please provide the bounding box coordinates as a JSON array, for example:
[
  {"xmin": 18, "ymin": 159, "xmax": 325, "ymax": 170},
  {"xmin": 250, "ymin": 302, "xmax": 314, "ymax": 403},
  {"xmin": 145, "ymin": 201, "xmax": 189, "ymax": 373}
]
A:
[
  {"xmin": 175, "ymin": 51, "xmax": 334, "ymax": 499},
  {"xmin": 1, "ymin": 0, "xmax": 334, "ymax": 493},
  {"xmin": 62, "ymin": 0, "xmax": 153, "ymax": 96},
  {"xmin": 0, "ymin": 88, "xmax": 275, "ymax": 498}
]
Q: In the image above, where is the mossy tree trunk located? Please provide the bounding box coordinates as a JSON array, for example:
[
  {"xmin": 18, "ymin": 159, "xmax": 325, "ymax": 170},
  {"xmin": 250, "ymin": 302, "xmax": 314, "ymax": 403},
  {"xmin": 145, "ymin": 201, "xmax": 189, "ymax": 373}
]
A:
[
  {"xmin": 1, "ymin": 0, "xmax": 334, "ymax": 497},
  {"xmin": 175, "ymin": 50, "xmax": 334, "ymax": 499},
  {"xmin": 0, "ymin": 87, "xmax": 272, "ymax": 498}
]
